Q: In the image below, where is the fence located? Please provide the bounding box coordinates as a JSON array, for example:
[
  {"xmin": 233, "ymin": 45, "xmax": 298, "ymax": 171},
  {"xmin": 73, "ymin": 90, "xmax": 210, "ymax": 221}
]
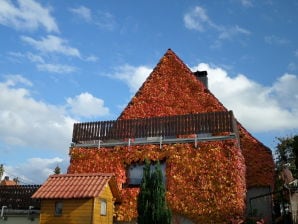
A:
[
  {"xmin": 0, "ymin": 185, "xmax": 41, "ymax": 209},
  {"xmin": 72, "ymin": 111, "xmax": 236, "ymax": 143}
]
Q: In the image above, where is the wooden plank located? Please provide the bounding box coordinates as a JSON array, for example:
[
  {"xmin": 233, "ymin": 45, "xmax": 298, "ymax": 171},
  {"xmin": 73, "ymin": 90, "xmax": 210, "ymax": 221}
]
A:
[
  {"xmin": 72, "ymin": 123, "xmax": 77, "ymax": 143},
  {"xmin": 102, "ymin": 121, "xmax": 107, "ymax": 140},
  {"xmin": 81, "ymin": 123, "xmax": 87, "ymax": 141},
  {"xmin": 214, "ymin": 112, "xmax": 219, "ymax": 132}
]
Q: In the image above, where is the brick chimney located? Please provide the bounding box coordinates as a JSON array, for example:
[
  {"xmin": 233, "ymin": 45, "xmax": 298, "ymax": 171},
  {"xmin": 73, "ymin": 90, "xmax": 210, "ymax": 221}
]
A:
[{"xmin": 193, "ymin": 71, "xmax": 208, "ymax": 88}]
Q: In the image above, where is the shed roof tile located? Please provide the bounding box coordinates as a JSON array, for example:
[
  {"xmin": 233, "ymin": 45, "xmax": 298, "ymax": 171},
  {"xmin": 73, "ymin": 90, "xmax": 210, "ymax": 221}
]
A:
[{"xmin": 32, "ymin": 173, "xmax": 120, "ymax": 201}]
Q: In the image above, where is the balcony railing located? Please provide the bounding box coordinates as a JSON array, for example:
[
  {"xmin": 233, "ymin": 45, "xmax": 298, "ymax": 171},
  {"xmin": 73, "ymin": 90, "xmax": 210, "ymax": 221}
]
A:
[{"xmin": 72, "ymin": 111, "xmax": 238, "ymax": 146}]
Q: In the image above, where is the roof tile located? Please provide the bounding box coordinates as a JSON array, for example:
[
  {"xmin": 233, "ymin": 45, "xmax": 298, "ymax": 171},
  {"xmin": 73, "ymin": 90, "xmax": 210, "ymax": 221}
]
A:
[{"xmin": 32, "ymin": 173, "xmax": 120, "ymax": 200}]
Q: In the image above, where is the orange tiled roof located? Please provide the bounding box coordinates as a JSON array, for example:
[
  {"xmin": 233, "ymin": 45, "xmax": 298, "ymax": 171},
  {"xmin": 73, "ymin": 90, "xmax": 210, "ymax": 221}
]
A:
[
  {"xmin": 118, "ymin": 49, "xmax": 226, "ymax": 120},
  {"xmin": 32, "ymin": 173, "xmax": 121, "ymax": 201},
  {"xmin": 0, "ymin": 179, "xmax": 17, "ymax": 186}
]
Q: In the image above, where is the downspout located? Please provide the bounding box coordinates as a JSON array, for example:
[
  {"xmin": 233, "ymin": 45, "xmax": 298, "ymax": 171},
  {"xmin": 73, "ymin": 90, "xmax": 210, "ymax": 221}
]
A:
[{"xmin": 1, "ymin": 206, "xmax": 7, "ymax": 219}]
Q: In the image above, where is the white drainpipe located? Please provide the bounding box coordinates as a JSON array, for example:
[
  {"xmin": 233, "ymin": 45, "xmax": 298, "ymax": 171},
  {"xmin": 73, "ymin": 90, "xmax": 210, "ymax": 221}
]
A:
[{"xmin": 1, "ymin": 206, "xmax": 7, "ymax": 218}]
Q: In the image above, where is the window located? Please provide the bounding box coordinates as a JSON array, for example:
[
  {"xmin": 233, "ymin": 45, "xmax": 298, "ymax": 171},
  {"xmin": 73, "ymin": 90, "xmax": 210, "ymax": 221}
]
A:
[
  {"xmin": 100, "ymin": 199, "xmax": 107, "ymax": 216},
  {"xmin": 54, "ymin": 201, "xmax": 63, "ymax": 216},
  {"xmin": 126, "ymin": 161, "xmax": 166, "ymax": 187}
]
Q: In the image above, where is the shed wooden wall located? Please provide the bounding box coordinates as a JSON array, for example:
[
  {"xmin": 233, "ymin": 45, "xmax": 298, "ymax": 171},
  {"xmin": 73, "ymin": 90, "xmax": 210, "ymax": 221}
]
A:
[
  {"xmin": 39, "ymin": 199, "xmax": 92, "ymax": 224},
  {"xmin": 93, "ymin": 184, "xmax": 114, "ymax": 224}
]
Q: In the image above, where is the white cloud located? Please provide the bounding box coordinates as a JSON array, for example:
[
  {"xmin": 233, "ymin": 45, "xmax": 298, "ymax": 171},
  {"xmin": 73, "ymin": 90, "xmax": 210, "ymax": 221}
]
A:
[
  {"xmin": 94, "ymin": 11, "xmax": 117, "ymax": 31},
  {"xmin": 67, "ymin": 92, "xmax": 109, "ymax": 118},
  {"xmin": 183, "ymin": 6, "xmax": 212, "ymax": 32},
  {"xmin": 7, "ymin": 52, "xmax": 77, "ymax": 74},
  {"xmin": 0, "ymin": 0, "xmax": 59, "ymax": 32},
  {"xmin": 192, "ymin": 63, "xmax": 298, "ymax": 132},
  {"xmin": 4, "ymin": 157, "xmax": 65, "ymax": 184},
  {"xmin": 218, "ymin": 25, "xmax": 251, "ymax": 40},
  {"xmin": 288, "ymin": 62, "xmax": 298, "ymax": 72},
  {"xmin": 27, "ymin": 52, "xmax": 45, "ymax": 63},
  {"xmin": 264, "ymin": 35, "xmax": 289, "ymax": 45},
  {"xmin": 69, "ymin": 6, "xmax": 92, "ymax": 22},
  {"xmin": 3, "ymin": 74, "xmax": 33, "ymax": 86},
  {"xmin": 16, "ymin": 36, "xmax": 81, "ymax": 74},
  {"xmin": 184, "ymin": 6, "xmax": 250, "ymax": 47},
  {"xmin": 0, "ymin": 75, "xmax": 111, "ymax": 183},
  {"xmin": 21, "ymin": 35, "xmax": 81, "ymax": 57},
  {"xmin": 0, "ymin": 75, "xmax": 75, "ymax": 150},
  {"xmin": 270, "ymin": 74, "xmax": 298, "ymax": 109},
  {"xmin": 240, "ymin": 0, "xmax": 253, "ymax": 7},
  {"xmin": 37, "ymin": 63, "xmax": 77, "ymax": 74},
  {"xmin": 85, "ymin": 55, "xmax": 99, "ymax": 62},
  {"xmin": 69, "ymin": 6, "xmax": 116, "ymax": 31},
  {"xmin": 110, "ymin": 64, "xmax": 152, "ymax": 93}
]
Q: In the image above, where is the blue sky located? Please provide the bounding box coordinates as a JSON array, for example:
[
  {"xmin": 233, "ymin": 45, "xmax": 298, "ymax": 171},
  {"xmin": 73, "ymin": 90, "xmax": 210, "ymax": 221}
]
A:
[{"xmin": 0, "ymin": 0, "xmax": 297, "ymax": 184}]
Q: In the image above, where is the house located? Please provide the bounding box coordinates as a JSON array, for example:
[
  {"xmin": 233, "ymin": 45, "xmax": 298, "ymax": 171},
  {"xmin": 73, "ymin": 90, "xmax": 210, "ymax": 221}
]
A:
[
  {"xmin": 0, "ymin": 176, "xmax": 17, "ymax": 186},
  {"xmin": 32, "ymin": 173, "xmax": 121, "ymax": 224},
  {"xmin": 68, "ymin": 49, "xmax": 275, "ymax": 223},
  {"xmin": 0, "ymin": 184, "xmax": 41, "ymax": 224}
]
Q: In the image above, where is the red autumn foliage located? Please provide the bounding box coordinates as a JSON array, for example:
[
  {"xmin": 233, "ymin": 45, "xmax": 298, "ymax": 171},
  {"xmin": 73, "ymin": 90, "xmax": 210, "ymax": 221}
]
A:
[
  {"xmin": 118, "ymin": 50, "xmax": 225, "ymax": 119},
  {"xmin": 239, "ymin": 126, "xmax": 275, "ymax": 188},
  {"xmin": 68, "ymin": 141, "xmax": 246, "ymax": 223},
  {"xmin": 118, "ymin": 49, "xmax": 274, "ymax": 189},
  {"xmin": 67, "ymin": 49, "xmax": 275, "ymax": 222}
]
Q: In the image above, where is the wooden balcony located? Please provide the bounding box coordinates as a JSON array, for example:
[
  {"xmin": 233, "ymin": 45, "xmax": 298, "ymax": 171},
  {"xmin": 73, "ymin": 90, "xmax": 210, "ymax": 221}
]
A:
[{"xmin": 71, "ymin": 111, "xmax": 239, "ymax": 148}]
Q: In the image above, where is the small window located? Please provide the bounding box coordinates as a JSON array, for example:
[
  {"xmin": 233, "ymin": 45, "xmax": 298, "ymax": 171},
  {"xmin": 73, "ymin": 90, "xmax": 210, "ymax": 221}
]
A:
[
  {"xmin": 55, "ymin": 201, "xmax": 63, "ymax": 216},
  {"xmin": 126, "ymin": 161, "xmax": 166, "ymax": 187},
  {"xmin": 100, "ymin": 199, "xmax": 107, "ymax": 216}
]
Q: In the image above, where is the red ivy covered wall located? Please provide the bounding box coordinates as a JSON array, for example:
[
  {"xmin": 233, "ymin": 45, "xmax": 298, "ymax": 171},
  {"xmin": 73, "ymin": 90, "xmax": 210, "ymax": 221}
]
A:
[
  {"xmin": 67, "ymin": 49, "xmax": 275, "ymax": 223},
  {"xmin": 116, "ymin": 49, "xmax": 275, "ymax": 189},
  {"xmin": 239, "ymin": 126, "xmax": 275, "ymax": 188},
  {"xmin": 68, "ymin": 140, "xmax": 246, "ymax": 223}
]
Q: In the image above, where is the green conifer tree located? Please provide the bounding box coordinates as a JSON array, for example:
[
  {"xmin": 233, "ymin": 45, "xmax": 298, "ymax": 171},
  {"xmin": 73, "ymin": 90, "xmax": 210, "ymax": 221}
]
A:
[
  {"xmin": 0, "ymin": 164, "xmax": 4, "ymax": 180},
  {"xmin": 275, "ymin": 135, "xmax": 298, "ymax": 178},
  {"xmin": 137, "ymin": 160, "xmax": 171, "ymax": 224},
  {"xmin": 54, "ymin": 165, "xmax": 61, "ymax": 174},
  {"xmin": 137, "ymin": 160, "xmax": 151, "ymax": 224}
]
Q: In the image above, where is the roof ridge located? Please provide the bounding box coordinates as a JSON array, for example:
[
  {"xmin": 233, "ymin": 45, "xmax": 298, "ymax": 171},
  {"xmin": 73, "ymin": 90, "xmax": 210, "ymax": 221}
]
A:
[
  {"xmin": 50, "ymin": 173, "xmax": 115, "ymax": 178},
  {"xmin": 32, "ymin": 172, "xmax": 121, "ymax": 201},
  {"xmin": 118, "ymin": 48, "xmax": 200, "ymax": 119},
  {"xmin": 163, "ymin": 48, "xmax": 193, "ymax": 73}
]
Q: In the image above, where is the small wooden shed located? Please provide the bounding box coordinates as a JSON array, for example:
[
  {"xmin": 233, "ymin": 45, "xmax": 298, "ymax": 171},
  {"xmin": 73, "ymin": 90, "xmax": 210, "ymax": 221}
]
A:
[{"xmin": 32, "ymin": 173, "xmax": 121, "ymax": 224}]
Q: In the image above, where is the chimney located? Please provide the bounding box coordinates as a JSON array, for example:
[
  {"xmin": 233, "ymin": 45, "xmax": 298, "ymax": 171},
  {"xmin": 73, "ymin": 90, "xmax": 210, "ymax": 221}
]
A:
[{"xmin": 193, "ymin": 71, "xmax": 208, "ymax": 88}]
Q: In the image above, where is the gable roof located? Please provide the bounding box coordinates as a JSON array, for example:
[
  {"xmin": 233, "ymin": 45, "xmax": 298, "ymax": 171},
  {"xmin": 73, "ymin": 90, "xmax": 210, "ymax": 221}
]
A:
[
  {"xmin": 32, "ymin": 173, "xmax": 121, "ymax": 202},
  {"xmin": 118, "ymin": 49, "xmax": 226, "ymax": 120},
  {"xmin": 118, "ymin": 48, "xmax": 274, "ymax": 188}
]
